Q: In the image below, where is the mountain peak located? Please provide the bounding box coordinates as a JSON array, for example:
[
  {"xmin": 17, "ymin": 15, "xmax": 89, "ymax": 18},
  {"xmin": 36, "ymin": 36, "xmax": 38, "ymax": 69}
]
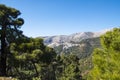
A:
[{"xmin": 42, "ymin": 28, "xmax": 112, "ymax": 47}]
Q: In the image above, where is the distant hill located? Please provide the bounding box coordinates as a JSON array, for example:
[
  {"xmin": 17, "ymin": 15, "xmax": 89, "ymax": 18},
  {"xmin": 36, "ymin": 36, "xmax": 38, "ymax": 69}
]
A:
[
  {"xmin": 41, "ymin": 29, "xmax": 112, "ymax": 77},
  {"xmin": 42, "ymin": 29, "xmax": 111, "ymax": 58},
  {"xmin": 43, "ymin": 29, "xmax": 111, "ymax": 47},
  {"xmin": 54, "ymin": 37, "xmax": 101, "ymax": 58}
]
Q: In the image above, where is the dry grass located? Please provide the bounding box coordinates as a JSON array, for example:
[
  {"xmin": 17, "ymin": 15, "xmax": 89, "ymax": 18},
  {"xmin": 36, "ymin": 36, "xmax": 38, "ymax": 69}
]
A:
[{"xmin": 0, "ymin": 77, "xmax": 12, "ymax": 80}]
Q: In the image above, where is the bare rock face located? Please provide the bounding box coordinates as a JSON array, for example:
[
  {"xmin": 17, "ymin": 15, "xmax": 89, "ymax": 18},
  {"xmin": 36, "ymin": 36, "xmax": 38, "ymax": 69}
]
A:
[
  {"xmin": 43, "ymin": 29, "xmax": 111, "ymax": 48},
  {"xmin": 40, "ymin": 28, "xmax": 112, "ymax": 57}
]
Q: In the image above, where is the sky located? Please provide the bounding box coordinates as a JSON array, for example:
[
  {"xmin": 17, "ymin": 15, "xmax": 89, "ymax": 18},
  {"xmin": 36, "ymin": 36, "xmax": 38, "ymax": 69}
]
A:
[{"xmin": 0, "ymin": 0, "xmax": 120, "ymax": 37}]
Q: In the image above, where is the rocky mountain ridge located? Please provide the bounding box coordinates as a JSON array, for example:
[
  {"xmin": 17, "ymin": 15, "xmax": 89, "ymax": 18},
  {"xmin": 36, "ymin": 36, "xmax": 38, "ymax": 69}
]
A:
[{"xmin": 43, "ymin": 29, "xmax": 111, "ymax": 48}]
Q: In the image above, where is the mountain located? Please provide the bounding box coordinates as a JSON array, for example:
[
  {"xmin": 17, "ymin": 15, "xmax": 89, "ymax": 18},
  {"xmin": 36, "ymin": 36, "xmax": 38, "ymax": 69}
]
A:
[
  {"xmin": 43, "ymin": 29, "xmax": 109, "ymax": 47},
  {"xmin": 41, "ymin": 29, "xmax": 111, "ymax": 74},
  {"xmin": 54, "ymin": 37, "xmax": 101, "ymax": 57},
  {"xmin": 41, "ymin": 29, "xmax": 111, "ymax": 58}
]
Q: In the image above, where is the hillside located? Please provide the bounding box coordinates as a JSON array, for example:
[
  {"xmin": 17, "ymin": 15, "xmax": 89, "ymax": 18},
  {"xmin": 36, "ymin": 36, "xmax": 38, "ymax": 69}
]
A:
[
  {"xmin": 42, "ymin": 30, "xmax": 111, "ymax": 57},
  {"xmin": 54, "ymin": 37, "xmax": 101, "ymax": 58}
]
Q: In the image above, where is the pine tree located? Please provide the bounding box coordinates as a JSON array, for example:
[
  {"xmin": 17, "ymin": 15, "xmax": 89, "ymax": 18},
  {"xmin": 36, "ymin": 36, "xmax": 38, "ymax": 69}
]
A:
[
  {"xmin": 87, "ymin": 28, "xmax": 120, "ymax": 80},
  {"xmin": 0, "ymin": 4, "xmax": 24, "ymax": 76}
]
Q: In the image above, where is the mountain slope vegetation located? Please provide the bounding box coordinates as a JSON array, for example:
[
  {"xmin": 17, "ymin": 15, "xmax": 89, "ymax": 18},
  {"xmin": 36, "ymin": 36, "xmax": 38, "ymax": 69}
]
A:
[
  {"xmin": 87, "ymin": 28, "xmax": 120, "ymax": 80},
  {"xmin": 1, "ymin": 4, "xmax": 120, "ymax": 80}
]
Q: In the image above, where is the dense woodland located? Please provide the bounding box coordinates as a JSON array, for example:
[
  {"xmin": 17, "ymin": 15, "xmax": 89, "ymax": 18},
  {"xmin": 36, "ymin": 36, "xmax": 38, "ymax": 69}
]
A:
[{"xmin": 0, "ymin": 4, "xmax": 120, "ymax": 80}]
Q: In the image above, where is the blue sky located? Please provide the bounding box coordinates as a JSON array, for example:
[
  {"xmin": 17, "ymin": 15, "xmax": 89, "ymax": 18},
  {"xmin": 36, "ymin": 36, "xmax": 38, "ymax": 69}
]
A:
[{"xmin": 0, "ymin": 0, "xmax": 120, "ymax": 37}]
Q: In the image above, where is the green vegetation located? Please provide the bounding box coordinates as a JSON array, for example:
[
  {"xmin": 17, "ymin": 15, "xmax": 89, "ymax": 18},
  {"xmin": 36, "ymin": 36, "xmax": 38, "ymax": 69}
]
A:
[
  {"xmin": 1, "ymin": 4, "xmax": 120, "ymax": 80},
  {"xmin": 0, "ymin": 4, "xmax": 82, "ymax": 80},
  {"xmin": 54, "ymin": 37, "xmax": 101, "ymax": 76},
  {"xmin": 0, "ymin": 4, "xmax": 24, "ymax": 76},
  {"xmin": 8, "ymin": 37, "xmax": 56, "ymax": 79},
  {"xmin": 54, "ymin": 37, "xmax": 101, "ymax": 58},
  {"xmin": 87, "ymin": 28, "xmax": 120, "ymax": 80},
  {"xmin": 55, "ymin": 54, "xmax": 82, "ymax": 80}
]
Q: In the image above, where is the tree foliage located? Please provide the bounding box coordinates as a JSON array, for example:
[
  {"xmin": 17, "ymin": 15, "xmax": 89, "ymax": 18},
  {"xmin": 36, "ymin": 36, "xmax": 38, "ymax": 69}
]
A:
[
  {"xmin": 0, "ymin": 4, "xmax": 24, "ymax": 76},
  {"xmin": 0, "ymin": 4, "xmax": 83, "ymax": 80},
  {"xmin": 87, "ymin": 28, "xmax": 120, "ymax": 80},
  {"xmin": 8, "ymin": 37, "xmax": 82, "ymax": 80},
  {"xmin": 8, "ymin": 38, "xmax": 56, "ymax": 79},
  {"xmin": 55, "ymin": 54, "xmax": 82, "ymax": 80}
]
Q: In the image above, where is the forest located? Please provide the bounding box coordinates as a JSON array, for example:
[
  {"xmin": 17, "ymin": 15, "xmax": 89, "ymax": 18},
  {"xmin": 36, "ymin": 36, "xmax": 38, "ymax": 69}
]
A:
[{"xmin": 0, "ymin": 4, "xmax": 120, "ymax": 80}]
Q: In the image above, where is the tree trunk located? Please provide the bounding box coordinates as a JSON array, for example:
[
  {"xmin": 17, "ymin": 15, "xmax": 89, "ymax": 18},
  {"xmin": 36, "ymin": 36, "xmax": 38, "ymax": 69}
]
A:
[
  {"xmin": 0, "ymin": 24, "xmax": 7, "ymax": 76},
  {"xmin": 31, "ymin": 61, "xmax": 39, "ymax": 77}
]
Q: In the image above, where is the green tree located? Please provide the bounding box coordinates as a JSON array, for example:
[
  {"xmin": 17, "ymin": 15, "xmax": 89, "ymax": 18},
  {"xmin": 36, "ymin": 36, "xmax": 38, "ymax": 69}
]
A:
[
  {"xmin": 87, "ymin": 28, "xmax": 120, "ymax": 80},
  {"xmin": 0, "ymin": 4, "xmax": 24, "ymax": 76},
  {"xmin": 55, "ymin": 54, "xmax": 81, "ymax": 80},
  {"xmin": 9, "ymin": 38, "xmax": 56, "ymax": 79}
]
